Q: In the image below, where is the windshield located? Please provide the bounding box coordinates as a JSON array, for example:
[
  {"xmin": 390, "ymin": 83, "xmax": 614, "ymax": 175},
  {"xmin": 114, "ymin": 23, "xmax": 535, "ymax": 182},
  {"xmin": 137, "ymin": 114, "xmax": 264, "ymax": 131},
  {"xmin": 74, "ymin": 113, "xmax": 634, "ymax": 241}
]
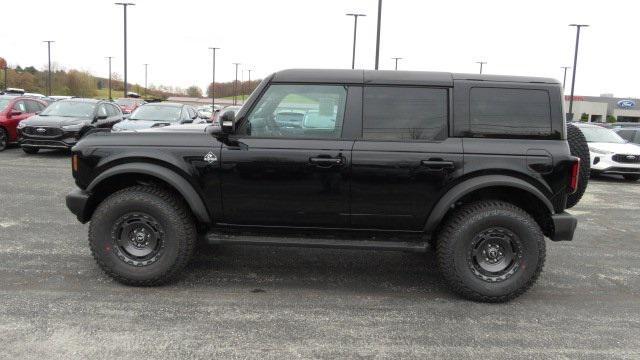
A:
[
  {"xmin": 129, "ymin": 105, "xmax": 182, "ymax": 122},
  {"xmin": 0, "ymin": 99, "xmax": 11, "ymax": 110},
  {"xmin": 40, "ymin": 101, "xmax": 95, "ymax": 118},
  {"xmin": 580, "ymin": 126, "xmax": 627, "ymax": 144},
  {"xmin": 116, "ymin": 98, "xmax": 137, "ymax": 106}
]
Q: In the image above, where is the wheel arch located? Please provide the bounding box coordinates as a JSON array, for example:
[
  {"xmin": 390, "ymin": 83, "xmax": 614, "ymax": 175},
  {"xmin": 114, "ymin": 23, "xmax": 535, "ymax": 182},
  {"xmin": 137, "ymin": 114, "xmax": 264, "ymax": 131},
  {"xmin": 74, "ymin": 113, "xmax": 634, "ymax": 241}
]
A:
[
  {"xmin": 85, "ymin": 162, "xmax": 211, "ymax": 224},
  {"xmin": 424, "ymin": 175, "xmax": 555, "ymax": 238}
]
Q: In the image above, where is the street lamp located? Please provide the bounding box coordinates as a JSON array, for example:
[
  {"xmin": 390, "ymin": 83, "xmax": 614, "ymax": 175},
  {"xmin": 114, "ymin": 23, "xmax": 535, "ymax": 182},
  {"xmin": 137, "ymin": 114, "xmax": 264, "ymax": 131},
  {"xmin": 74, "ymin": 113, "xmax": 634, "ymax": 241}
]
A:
[
  {"xmin": 346, "ymin": 13, "xmax": 366, "ymax": 69},
  {"xmin": 43, "ymin": 41, "xmax": 54, "ymax": 96},
  {"xmin": 567, "ymin": 24, "xmax": 589, "ymax": 121},
  {"xmin": 115, "ymin": 2, "xmax": 135, "ymax": 98},
  {"xmin": 391, "ymin": 57, "xmax": 403, "ymax": 70},
  {"xmin": 143, "ymin": 63, "xmax": 148, "ymax": 96},
  {"xmin": 560, "ymin": 66, "xmax": 571, "ymax": 91},
  {"xmin": 208, "ymin": 47, "xmax": 220, "ymax": 108},
  {"xmin": 476, "ymin": 61, "xmax": 487, "ymax": 74},
  {"xmin": 374, "ymin": 0, "xmax": 382, "ymax": 70},
  {"xmin": 232, "ymin": 62, "xmax": 241, "ymax": 105},
  {"xmin": 105, "ymin": 56, "xmax": 114, "ymax": 100}
]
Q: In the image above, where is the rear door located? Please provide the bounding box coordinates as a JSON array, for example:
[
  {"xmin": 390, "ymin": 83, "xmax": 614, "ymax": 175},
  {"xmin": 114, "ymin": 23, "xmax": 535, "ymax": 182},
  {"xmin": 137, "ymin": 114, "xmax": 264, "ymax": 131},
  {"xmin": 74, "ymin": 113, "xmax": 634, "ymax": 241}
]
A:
[
  {"xmin": 350, "ymin": 86, "xmax": 463, "ymax": 230},
  {"xmin": 219, "ymin": 83, "xmax": 358, "ymax": 228}
]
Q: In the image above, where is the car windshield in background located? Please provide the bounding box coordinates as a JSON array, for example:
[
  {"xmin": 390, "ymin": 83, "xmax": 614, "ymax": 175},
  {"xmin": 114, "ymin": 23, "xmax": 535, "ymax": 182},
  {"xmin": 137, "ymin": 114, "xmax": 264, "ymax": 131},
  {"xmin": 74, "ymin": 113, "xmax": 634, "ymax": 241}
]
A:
[
  {"xmin": 116, "ymin": 99, "xmax": 137, "ymax": 106},
  {"xmin": 129, "ymin": 105, "xmax": 182, "ymax": 122},
  {"xmin": 580, "ymin": 126, "xmax": 626, "ymax": 143},
  {"xmin": 40, "ymin": 101, "xmax": 95, "ymax": 118},
  {"xmin": 0, "ymin": 99, "xmax": 11, "ymax": 109}
]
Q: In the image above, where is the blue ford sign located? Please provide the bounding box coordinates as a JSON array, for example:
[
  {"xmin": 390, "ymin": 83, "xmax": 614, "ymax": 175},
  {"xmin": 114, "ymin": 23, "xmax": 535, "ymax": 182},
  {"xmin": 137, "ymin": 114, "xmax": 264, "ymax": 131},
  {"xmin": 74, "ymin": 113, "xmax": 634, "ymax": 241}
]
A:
[{"xmin": 617, "ymin": 99, "xmax": 635, "ymax": 108}]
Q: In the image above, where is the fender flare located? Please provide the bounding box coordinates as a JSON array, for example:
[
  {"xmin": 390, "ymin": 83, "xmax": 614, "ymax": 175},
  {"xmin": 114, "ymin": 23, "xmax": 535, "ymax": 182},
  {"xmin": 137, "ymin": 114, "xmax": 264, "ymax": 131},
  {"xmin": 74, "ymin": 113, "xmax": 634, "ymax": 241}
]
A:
[
  {"xmin": 87, "ymin": 162, "xmax": 211, "ymax": 223},
  {"xmin": 423, "ymin": 175, "xmax": 554, "ymax": 232}
]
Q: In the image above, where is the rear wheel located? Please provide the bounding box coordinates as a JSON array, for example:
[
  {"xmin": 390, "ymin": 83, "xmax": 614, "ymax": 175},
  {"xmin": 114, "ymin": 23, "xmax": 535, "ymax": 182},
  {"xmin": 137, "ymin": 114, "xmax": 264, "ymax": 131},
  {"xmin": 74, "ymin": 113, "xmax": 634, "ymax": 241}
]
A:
[
  {"xmin": 623, "ymin": 174, "xmax": 640, "ymax": 181},
  {"xmin": 21, "ymin": 147, "xmax": 39, "ymax": 154},
  {"xmin": 88, "ymin": 185, "xmax": 196, "ymax": 285},
  {"xmin": 566, "ymin": 123, "xmax": 590, "ymax": 208},
  {"xmin": 436, "ymin": 200, "xmax": 546, "ymax": 302},
  {"xmin": 0, "ymin": 128, "xmax": 8, "ymax": 151}
]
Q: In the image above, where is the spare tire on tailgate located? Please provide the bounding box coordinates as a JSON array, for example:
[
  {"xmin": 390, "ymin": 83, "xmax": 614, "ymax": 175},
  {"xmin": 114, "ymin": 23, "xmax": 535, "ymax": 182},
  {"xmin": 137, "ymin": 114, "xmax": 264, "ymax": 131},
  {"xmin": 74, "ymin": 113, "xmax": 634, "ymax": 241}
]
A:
[{"xmin": 566, "ymin": 123, "xmax": 590, "ymax": 208}]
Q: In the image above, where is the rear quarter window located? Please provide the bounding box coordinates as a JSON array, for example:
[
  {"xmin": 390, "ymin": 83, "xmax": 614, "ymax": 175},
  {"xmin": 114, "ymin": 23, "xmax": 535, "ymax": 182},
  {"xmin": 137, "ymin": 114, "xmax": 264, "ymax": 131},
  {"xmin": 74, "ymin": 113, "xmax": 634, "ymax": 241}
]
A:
[{"xmin": 469, "ymin": 87, "xmax": 553, "ymax": 139}]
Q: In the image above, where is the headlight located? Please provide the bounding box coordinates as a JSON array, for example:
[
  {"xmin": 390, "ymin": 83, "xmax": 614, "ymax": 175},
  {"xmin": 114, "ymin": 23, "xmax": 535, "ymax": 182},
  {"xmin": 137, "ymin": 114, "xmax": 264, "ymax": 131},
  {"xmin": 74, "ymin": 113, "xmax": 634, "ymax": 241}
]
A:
[
  {"xmin": 61, "ymin": 123, "xmax": 84, "ymax": 131},
  {"xmin": 17, "ymin": 121, "xmax": 27, "ymax": 129},
  {"xmin": 590, "ymin": 147, "xmax": 614, "ymax": 155}
]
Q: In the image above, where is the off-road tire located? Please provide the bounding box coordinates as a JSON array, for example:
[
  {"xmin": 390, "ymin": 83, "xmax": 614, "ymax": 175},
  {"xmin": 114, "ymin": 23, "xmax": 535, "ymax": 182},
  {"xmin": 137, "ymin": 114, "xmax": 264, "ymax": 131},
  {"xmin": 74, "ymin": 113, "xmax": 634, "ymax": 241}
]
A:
[
  {"xmin": 21, "ymin": 147, "xmax": 39, "ymax": 154},
  {"xmin": 88, "ymin": 185, "xmax": 196, "ymax": 285},
  {"xmin": 623, "ymin": 174, "xmax": 640, "ymax": 181},
  {"xmin": 566, "ymin": 123, "xmax": 590, "ymax": 208},
  {"xmin": 436, "ymin": 200, "xmax": 546, "ymax": 302}
]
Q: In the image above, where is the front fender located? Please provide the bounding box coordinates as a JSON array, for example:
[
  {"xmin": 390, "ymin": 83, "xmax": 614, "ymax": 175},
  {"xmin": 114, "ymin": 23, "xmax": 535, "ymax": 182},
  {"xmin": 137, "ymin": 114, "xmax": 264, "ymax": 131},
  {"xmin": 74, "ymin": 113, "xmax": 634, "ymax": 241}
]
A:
[
  {"xmin": 87, "ymin": 162, "xmax": 211, "ymax": 223},
  {"xmin": 423, "ymin": 174, "xmax": 554, "ymax": 232}
]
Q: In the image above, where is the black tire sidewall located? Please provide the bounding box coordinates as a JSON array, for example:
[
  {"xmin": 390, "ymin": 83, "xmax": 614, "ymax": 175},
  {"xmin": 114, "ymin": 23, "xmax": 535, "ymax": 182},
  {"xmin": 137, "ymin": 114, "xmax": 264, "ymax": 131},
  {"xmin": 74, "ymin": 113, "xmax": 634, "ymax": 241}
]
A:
[
  {"xmin": 90, "ymin": 189, "xmax": 190, "ymax": 283},
  {"xmin": 447, "ymin": 207, "xmax": 543, "ymax": 299},
  {"xmin": 0, "ymin": 128, "xmax": 7, "ymax": 151}
]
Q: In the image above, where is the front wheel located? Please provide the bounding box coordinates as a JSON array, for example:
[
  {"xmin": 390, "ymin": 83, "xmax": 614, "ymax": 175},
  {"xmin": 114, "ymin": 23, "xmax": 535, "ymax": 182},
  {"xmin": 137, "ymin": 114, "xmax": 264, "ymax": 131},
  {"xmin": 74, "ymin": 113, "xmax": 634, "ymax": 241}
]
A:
[
  {"xmin": 623, "ymin": 174, "xmax": 640, "ymax": 181},
  {"xmin": 0, "ymin": 128, "xmax": 8, "ymax": 151},
  {"xmin": 88, "ymin": 185, "xmax": 196, "ymax": 285},
  {"xmin": 436, "ymin": 200, "xmax": 546, "ymax": 302}
]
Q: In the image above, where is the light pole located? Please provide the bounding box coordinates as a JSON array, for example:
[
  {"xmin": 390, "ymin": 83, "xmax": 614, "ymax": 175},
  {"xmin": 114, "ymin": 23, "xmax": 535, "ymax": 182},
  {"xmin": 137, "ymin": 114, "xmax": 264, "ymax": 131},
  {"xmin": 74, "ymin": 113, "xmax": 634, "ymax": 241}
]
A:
[
  {"xmin": 568, "ymin": 24, "xmax": 589, "ymax": 121},
  {"xmin": 346, "ymin": 13, "xmax": 366, "ymax": 69},
  {"xmin": 143, "ymin": 63, "xmax": 148, "ymax": 96},
  {"xmin": 232, "ymin": 62, "xmax": 241, "ymax": 105},
  {"xmin": 476, "ymin": 61, "xmax": 487, "ymax": 74},
  {"xmin": 391, "ymin": 57, "xmax": 402, "ymax": 70},
  {"xmin": 208, "ymin": 47, "xmax": 220, "ymax": 108},
  {"xmin": 43, "ymin": 41, "xmax": 54, "ymax": 96},
  {"xmin": 374, "ymin": 0, "xmax": 382, "ymax": 70},
  {"xmin": 115, "ymin": 2, "xmax": 135, "ymax": 98},
  {"xmin": 560, "ymin": 66, "xmax": 571, "ymax": 91},
  {"xmin": 105, "ymin": 56, "xmax": 113, "ymax": 100}
]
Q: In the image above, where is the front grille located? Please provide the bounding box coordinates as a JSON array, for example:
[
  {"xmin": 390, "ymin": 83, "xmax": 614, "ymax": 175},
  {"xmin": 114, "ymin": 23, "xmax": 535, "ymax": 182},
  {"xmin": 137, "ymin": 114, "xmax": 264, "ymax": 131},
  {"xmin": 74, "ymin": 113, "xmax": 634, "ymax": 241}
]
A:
[
  {"xmin": 22, "ymin": 126, "xmax": 63, "ymax": 138},
  {"xmin": 612, "ymin": 154, "xmax": 640, "ymax": 163}
]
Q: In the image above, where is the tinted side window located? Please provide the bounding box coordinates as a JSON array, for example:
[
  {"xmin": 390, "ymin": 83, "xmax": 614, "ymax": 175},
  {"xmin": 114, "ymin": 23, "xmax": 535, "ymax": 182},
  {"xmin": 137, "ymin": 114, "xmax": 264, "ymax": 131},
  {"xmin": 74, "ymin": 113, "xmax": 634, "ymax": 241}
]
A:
[
  {"xmin": 362, "ymin": 87, "xmax": 447, "ymax": 141},
  {"xmin": 25, "ymin": 100, "xmax": 42, "ymax": 113},
  {"xmin": 469, "ymin": 88, "xmax": 552, "ymax": 138},
  {"xmin": 13, "ymin": 101, "xmax": 27, "ymax": 112},
  {"xmin": 617, "ymin": 129, "xmax": 635, "ymax": 142},
  {"xmin": 188, "ymin": 107, "xmax": 197, "ymax": 119}
]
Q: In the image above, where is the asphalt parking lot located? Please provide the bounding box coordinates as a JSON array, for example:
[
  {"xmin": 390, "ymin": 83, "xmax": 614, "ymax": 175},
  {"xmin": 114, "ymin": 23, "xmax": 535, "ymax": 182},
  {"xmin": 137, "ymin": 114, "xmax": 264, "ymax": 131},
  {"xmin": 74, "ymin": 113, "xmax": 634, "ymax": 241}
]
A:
[{"xmin": 0, "ymin": 147, "xmax": 639, "ymax": 359}]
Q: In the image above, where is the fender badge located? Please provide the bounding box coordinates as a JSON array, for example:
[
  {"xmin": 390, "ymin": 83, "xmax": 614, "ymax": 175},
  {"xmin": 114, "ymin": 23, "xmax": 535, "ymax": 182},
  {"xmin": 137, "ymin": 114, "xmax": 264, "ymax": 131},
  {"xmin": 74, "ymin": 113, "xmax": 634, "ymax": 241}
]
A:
[{"xmin": 204, "ymin": 151, "xmax": 217, "ymax": 164}]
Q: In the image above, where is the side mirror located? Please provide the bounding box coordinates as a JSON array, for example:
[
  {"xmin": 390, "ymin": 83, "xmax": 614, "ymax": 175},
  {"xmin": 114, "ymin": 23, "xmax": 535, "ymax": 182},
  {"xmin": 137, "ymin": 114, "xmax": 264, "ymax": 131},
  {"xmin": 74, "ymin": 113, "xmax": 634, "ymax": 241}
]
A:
[
  {"xmin": 180, "ymin": 119, "xmax": 194, "ymax": 124},
  {"xmin": 94, "ymin": 114, "xmax": 108, "ymax": 121},
  {"xmin": 219, "ymin": 111, "xmax": 235, "ymax": 134}
]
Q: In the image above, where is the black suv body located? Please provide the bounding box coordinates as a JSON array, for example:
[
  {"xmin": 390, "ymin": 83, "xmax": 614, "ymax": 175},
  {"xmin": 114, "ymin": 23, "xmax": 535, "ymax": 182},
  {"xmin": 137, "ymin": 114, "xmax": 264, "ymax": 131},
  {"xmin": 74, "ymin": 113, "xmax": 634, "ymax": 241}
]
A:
[{"xmin": 66, "ymin": 69, "xmax": 579, "ymax": 302}]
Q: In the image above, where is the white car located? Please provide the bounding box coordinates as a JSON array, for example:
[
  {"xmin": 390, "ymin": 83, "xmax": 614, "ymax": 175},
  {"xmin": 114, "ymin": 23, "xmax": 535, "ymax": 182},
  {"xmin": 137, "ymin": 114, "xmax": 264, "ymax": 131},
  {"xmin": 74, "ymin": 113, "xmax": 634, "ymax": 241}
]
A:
[{"xmin": 575, "ymin": 123, "xmax": 640, "ymax": 181}]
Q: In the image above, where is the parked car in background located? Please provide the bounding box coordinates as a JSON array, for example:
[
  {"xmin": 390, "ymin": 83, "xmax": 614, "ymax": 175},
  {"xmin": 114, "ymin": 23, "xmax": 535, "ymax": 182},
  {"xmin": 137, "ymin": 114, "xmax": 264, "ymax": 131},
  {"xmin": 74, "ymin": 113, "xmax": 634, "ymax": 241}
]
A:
[
  {"xmin": 613, "ymin": 127, "xmax": 640, "ymax": 145},
  {"xmin": 0, "ymin": 96, "xmax": 48, "ymax": 151},
  {"xmin": 115, "ymin": 98, "xmax": 145, "ymax": 114},
  {"xmin": 1, "ymin": 88, "xmax": 25, "ymax": 95},
  {"xmin": 611, "ymin": 122, "xmax": 640, "ymax": 129},
  {"xmin": 196, "ymin": 104, "xmax": 221, "ymax": 120},
  {"xmin": 50, "ymin": 95, "xmax": 74, "ymax": 101},
  {"xmin": 133, "ymin": 122, "xmax": 209, "ymax": 133},
  {"xmin": 212, "ymin": 105, "xmax": 241, "ymax": 125},
  {"xmin": 18, "ymin": 98, "xmax": 123, "ymax": 154},
  {"xmin": 575, "ymin": 122, "xmax": 640, "ymax": 180},
  {"xmin": 111, "ymin": 102, "xmax": 203, "ymax": 132}
]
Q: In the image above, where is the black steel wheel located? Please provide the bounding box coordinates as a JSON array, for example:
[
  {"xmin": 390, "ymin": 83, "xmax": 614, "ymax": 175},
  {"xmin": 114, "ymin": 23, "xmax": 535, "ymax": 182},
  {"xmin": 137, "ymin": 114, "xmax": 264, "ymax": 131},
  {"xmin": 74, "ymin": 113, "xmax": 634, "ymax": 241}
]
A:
[
  {"xmin": 437, "ymin": 200, "xmax": 546, "ymax": 302},
  {"xmin": 0, "ymin": 128, "xmax": 7, "ymax": 151},
  {"xmin": 89, "ymin": 185, "xmax": 196, "ymax": 285}
]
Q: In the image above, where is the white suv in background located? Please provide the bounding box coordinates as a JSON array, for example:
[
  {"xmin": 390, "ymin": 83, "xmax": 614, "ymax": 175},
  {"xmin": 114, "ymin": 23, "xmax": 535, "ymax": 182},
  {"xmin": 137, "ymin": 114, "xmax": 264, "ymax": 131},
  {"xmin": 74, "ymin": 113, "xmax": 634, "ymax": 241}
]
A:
[{"xmin": 575, "ymin": 123, "xmax": 640, "ymax": 181}]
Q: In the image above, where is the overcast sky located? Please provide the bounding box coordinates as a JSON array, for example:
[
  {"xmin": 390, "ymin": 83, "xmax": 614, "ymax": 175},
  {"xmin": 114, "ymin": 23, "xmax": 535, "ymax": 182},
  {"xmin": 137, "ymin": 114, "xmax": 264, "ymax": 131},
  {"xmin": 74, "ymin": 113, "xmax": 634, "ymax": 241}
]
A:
[{"xmin": 1, "ymin": 0, "xmax": 638, "ymax": 97}]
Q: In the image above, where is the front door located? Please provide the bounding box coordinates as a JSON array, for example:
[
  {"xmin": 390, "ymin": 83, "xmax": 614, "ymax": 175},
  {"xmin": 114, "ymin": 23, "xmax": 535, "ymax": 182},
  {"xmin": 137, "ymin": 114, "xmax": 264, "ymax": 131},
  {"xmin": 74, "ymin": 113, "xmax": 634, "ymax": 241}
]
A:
[
  {"xmin": 219, "ymin": 83, "xmax": 353, "ymax": 228},
  {"xmin": 350, "ymin": 86, "xmax": 463, "ymax": 231}
]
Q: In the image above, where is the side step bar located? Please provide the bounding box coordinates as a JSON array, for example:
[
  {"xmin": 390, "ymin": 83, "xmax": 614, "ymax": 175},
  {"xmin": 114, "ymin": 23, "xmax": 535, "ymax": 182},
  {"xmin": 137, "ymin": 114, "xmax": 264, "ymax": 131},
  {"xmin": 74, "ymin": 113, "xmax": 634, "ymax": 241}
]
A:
[{"xmin": 205, "ymin": 233, "xmax": 429, "ymax": 253}]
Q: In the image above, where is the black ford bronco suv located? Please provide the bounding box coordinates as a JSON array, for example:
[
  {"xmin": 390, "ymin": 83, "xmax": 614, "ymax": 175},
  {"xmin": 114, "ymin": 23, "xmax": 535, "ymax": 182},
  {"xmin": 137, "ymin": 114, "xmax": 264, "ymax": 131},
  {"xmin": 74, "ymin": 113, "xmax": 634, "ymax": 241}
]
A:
[{"xmin": 66, "ymin": 69, "xmax": 581, "ymax": 302}]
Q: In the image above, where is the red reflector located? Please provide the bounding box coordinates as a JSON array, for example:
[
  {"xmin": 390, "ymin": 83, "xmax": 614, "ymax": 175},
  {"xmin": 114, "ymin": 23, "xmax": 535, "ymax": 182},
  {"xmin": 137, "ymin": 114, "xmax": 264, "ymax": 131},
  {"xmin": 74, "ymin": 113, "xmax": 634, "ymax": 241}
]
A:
[
  {"xmin": 569, "ymin": 159, "xmax": 580, "ymax": 193},
  {"xmin": 72, "ymin": 154, "xmax": 78, "ymax": 173}
]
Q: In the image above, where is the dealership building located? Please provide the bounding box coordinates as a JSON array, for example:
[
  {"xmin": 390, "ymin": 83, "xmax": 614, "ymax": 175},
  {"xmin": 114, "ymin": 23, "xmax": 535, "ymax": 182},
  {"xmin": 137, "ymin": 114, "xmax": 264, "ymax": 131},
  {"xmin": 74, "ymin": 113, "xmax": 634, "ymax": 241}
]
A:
[{"xmin": 564, "ymin": 95, "xmax": 640, "ymax": 123}]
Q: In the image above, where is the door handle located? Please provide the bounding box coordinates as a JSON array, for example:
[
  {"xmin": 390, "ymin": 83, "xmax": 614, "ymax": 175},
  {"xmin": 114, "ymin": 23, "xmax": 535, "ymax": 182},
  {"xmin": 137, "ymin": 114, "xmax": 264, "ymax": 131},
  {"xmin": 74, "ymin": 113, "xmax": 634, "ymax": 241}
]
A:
[
  {"xmin": 421, "ymin": 160, "xmax": 455, "ymax": 171},
  {"xmin": 309, "ymin": 156, "xmax": 344, "ymax": 167}
]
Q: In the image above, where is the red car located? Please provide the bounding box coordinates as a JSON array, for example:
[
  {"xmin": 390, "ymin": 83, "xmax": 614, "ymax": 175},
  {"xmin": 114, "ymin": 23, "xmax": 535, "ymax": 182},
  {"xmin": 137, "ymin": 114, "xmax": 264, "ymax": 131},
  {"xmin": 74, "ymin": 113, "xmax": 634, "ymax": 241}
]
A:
[
  {"xmin": 0, "ymin": 95, "xmax": 48, "ymax": 151},
  {"xmin": 115, "ymin": 98, "xmax": 145, "ymax": 114}
]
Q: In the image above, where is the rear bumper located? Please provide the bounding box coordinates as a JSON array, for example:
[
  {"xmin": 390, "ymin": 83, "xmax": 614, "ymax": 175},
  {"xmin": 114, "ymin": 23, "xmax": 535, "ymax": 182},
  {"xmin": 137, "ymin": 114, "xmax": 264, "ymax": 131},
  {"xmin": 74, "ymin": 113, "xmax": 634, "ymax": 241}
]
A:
[
  {"xmin": 66, "ymin": 189, "xmax": 91, "ymax": 223},
  {"xmin": 550, "ymin": 212, "xmax": 577, "ymax": 241}
]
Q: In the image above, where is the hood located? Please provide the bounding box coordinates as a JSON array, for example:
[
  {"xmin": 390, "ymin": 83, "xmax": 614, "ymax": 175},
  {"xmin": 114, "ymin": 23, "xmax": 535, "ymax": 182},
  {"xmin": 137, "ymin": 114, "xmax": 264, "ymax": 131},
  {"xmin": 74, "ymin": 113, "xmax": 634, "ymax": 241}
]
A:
[
  {"xmin": 135, "ymin": 123, "xmax": 209, "ymax": 133},
  {"xmin": 589, "ymin": 142, "xmax": 640, "ymax": 155},
  {"xmin": 113, "ymin": 119, "xmax": 174, "ymax": 131},
  {"xmin": 21, "ymin": 115, "xmax": 90, "ymax": 127}
]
